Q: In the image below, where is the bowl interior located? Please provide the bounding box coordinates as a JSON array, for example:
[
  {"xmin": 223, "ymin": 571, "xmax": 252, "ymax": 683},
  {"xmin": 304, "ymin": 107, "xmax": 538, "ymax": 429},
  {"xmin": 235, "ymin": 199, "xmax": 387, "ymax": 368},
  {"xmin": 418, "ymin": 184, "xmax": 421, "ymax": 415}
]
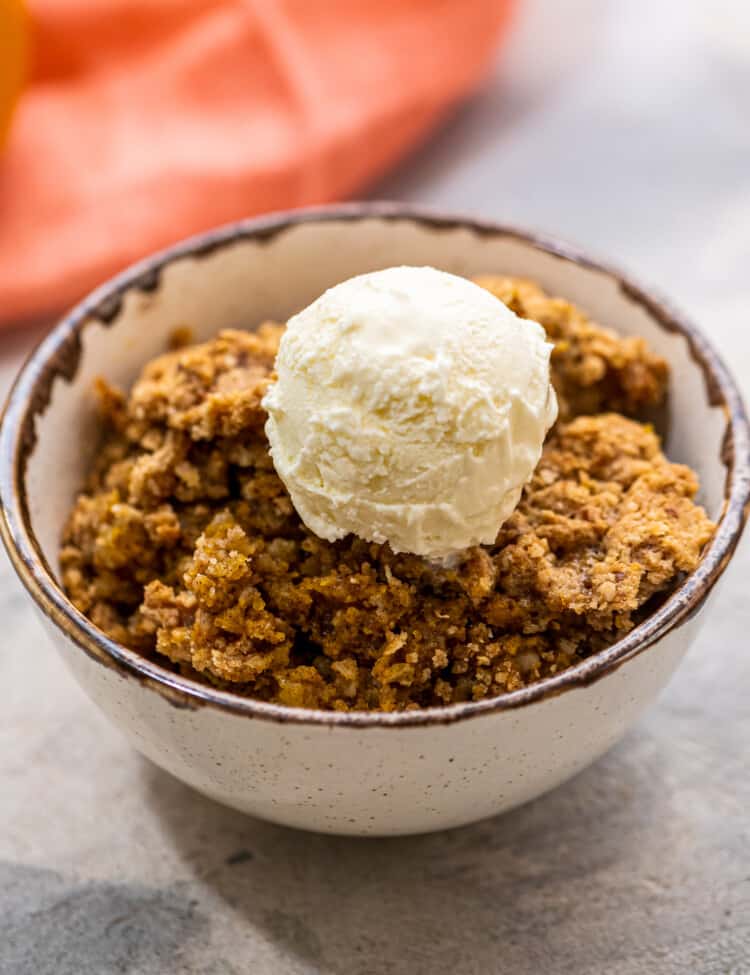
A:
[{"xmin": 21, "ymin": 214, "xmax": 729, "ymax": 586}]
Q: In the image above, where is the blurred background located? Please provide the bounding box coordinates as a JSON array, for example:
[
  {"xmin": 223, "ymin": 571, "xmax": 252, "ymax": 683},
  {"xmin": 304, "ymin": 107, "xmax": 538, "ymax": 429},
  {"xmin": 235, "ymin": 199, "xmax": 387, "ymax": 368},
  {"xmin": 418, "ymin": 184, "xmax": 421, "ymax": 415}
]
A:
[
  {"xmin": 2, "ymin": 1, "xmax": 749, "ymax": 973},
  {"xmin": 1, "ymin": 0, "xmax": 749, "ymax": 390}
]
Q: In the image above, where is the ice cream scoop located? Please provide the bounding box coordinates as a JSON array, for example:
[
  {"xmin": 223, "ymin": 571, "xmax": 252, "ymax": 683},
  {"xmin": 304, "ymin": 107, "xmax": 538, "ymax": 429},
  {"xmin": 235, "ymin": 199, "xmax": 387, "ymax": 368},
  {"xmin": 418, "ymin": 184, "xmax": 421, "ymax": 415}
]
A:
[{"xmin": 262, "ymin": 266, "xmax": 557, "ymax": 560}]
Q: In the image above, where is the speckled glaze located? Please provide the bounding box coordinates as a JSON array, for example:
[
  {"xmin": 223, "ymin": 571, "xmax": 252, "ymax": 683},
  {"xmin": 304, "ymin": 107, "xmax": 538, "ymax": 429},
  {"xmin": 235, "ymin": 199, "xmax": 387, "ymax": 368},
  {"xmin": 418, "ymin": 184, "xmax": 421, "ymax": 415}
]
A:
[{"xmin": 1, "ymin": 204, "xmax": 748, "ymax": 835}]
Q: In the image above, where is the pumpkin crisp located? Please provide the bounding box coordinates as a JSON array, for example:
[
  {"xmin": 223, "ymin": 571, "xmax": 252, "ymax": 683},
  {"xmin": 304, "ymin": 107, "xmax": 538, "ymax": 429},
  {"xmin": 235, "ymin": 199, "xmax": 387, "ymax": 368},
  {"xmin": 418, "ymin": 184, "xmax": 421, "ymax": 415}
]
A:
[{"xmin": 60, "ymin": 278, "xmax": 714, "ymax": 711}]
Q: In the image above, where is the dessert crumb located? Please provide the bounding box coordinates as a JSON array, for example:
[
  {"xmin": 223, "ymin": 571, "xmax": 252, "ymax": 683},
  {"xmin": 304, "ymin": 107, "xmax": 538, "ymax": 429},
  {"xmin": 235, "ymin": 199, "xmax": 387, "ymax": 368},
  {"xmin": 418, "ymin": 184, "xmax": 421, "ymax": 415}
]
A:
[{"xmin": 168, "ymin": 325, "xmax": 195, "ymax": 350}]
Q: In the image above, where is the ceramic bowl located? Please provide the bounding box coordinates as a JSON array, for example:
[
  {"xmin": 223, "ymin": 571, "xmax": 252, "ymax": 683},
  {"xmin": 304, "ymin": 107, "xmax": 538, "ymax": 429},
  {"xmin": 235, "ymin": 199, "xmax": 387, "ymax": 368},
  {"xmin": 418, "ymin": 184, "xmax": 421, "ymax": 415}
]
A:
[{"xmin": 2, "ymin": 204, "xmax": 748, "ymax": 836}]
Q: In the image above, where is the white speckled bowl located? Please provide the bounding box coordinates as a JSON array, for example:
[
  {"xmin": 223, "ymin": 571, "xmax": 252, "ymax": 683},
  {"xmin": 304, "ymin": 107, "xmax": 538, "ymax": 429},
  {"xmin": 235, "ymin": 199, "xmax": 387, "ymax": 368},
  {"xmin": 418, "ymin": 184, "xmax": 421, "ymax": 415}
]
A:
[{"xmin": 1, "ymin": 204, "xmax": 748, "ymax": 836}]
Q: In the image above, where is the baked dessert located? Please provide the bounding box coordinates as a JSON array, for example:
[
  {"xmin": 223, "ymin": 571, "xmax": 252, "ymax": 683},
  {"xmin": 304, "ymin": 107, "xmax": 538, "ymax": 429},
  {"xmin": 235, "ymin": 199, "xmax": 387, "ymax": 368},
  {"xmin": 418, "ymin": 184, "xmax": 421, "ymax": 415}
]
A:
[{"xmin": 61, "ymin": 274, "xmax": 714, "ymax": 711}]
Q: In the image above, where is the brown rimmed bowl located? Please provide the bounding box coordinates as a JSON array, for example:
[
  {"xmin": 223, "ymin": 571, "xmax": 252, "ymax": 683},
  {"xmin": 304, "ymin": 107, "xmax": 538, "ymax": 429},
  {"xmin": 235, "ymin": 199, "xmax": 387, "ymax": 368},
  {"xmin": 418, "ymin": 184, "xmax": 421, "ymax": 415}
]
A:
[{"xmin": 1, "ymin": 203, "xmax": 748, "ymax": 835}]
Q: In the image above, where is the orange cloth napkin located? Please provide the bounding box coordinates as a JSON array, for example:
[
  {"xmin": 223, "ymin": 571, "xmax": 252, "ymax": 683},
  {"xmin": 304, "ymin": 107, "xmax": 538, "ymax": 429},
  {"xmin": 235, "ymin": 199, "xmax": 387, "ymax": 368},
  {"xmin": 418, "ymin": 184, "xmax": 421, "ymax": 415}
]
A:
[{"xmin": 0, "ymin": 0, "xmax": 514, "ymax": 325}]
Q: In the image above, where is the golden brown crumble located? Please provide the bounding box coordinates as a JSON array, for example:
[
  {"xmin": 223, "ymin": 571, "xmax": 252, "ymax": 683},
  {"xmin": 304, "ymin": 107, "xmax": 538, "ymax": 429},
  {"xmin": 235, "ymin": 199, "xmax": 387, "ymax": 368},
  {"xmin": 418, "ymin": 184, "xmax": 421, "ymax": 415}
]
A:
[
  {"xmin": 475, "ymin": 275, "xmax": 669, "ymax": 420},
  {"xmin": 60, "ymin": 278, "xmax": 713, "ymax": 711}
]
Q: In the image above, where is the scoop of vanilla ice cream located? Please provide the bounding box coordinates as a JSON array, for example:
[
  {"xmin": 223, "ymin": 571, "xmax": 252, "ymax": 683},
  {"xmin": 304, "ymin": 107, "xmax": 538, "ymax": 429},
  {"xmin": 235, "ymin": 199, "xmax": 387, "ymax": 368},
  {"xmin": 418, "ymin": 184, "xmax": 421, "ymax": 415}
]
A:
[{"xmin": 262, "ymin": 266, "xmax": 557, "ymax": 560}]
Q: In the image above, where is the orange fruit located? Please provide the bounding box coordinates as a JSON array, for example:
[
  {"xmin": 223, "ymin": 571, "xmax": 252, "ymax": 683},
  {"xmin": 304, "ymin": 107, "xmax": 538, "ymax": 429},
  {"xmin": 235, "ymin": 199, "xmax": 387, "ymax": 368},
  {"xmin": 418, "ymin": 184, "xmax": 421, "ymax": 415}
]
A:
[{"xmin": 0, "ymin": 0, "xmax": 28, "ymax": 148}]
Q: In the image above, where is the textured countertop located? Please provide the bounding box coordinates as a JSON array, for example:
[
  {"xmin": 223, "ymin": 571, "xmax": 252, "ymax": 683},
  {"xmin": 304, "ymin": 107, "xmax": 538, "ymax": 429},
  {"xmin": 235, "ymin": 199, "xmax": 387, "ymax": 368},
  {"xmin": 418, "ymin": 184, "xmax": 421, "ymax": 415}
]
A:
[{"xmin": 2, "ymin": 1, "xmax": 749, "ymax": 972}]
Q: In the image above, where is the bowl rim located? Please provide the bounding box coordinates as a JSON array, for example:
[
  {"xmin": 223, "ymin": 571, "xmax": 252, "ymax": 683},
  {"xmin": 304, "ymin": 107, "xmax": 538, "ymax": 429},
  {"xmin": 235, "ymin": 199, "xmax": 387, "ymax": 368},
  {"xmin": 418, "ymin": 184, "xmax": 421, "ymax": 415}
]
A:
[{"xmin": 1, "ymin": 201, "xmax": 748, "ymax": 727}]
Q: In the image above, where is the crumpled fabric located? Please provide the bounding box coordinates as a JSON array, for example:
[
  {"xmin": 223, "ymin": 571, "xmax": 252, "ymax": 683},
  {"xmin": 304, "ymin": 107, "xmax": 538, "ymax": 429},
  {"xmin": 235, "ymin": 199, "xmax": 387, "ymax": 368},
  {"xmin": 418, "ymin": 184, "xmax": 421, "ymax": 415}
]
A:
[{"xmin": 0, "ymin": 0, "xmax": 514, "ymax": 324}]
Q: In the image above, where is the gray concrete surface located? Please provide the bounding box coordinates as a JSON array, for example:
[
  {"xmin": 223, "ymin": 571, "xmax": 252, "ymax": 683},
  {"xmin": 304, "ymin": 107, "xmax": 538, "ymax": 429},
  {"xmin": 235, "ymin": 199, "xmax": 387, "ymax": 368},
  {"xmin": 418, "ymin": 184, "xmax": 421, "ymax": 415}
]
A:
[{"xmin": 2, "ymin": 1, "xmax": 749, "ymax": 971}]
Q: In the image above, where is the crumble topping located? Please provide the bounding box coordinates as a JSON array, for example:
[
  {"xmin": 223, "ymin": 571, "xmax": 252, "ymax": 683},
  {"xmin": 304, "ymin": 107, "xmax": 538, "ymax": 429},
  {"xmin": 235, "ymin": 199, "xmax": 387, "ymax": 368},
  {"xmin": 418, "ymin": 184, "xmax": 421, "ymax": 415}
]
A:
[{"xmin": 60, "ymin": 279, "xmax": 713, "ymax": 710}]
